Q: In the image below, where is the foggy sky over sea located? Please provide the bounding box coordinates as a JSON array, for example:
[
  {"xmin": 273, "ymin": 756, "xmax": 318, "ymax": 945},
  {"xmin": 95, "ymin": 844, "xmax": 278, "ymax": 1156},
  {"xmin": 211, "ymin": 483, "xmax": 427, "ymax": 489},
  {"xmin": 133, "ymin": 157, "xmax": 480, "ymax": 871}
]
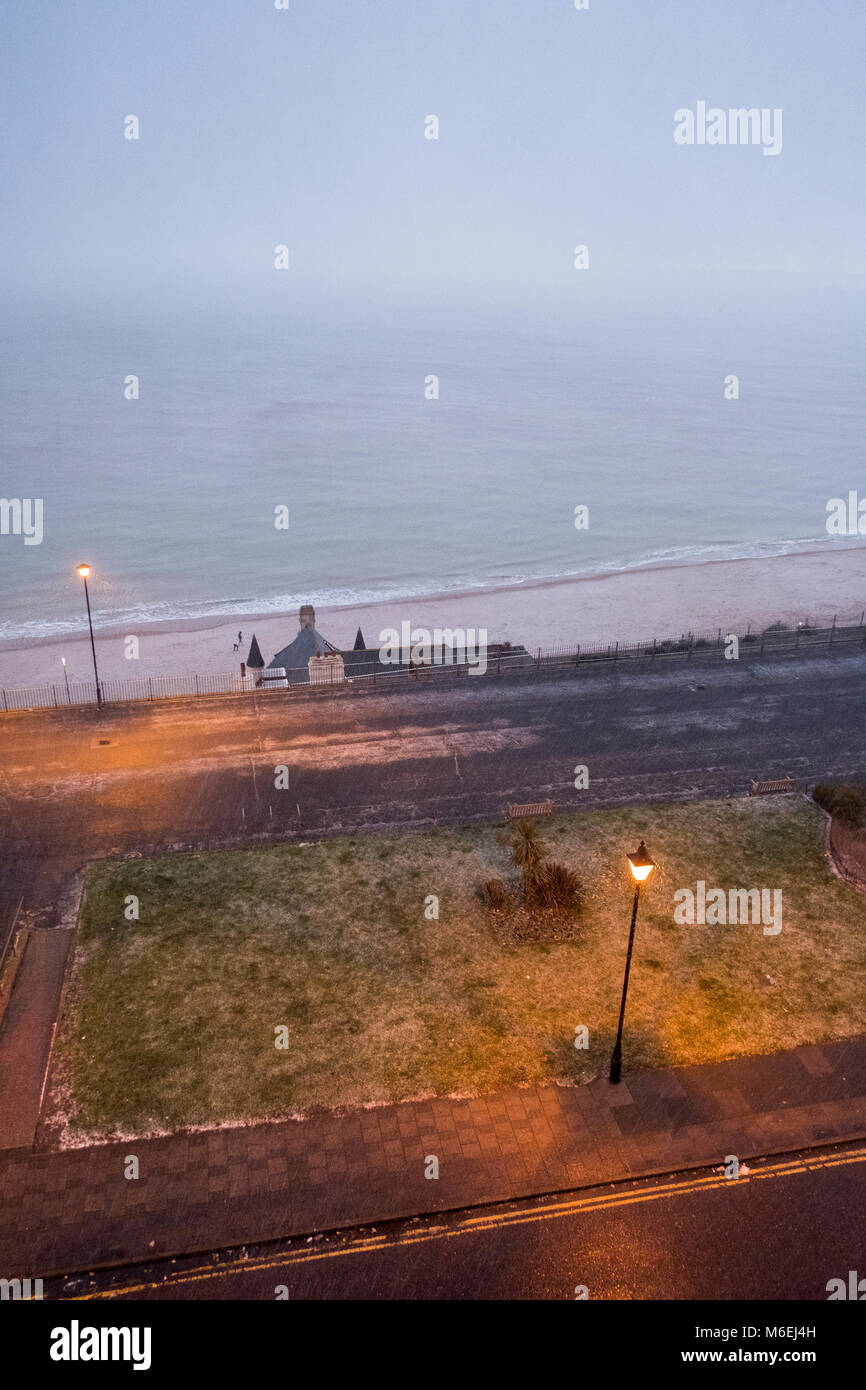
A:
[
  {"xmin": 2, "ymin": 0, "xmax": 863, "ymax": 300},
  {"xmin": 1, "ymin": 1, "xmax": 864, "ymax": 640}
]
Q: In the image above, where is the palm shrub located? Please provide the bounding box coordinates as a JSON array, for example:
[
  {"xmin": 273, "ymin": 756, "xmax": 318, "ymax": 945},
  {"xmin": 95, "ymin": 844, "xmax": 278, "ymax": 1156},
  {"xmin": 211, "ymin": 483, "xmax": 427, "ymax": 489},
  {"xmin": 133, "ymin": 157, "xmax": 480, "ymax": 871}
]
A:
[
  {"xmin": 503, "ymin": 819, "xmax": 548, "ymax": 905},
  {"xmin": 483, "ymin": 877, "xmax": 511, "ymax": 912},
  {"xmin": 527, "ymin": 860, "xmax": 583, "ymax": 914},
  {"xmin": 496, "ymin": 820, "xmax": 582, "ymax": 916}
]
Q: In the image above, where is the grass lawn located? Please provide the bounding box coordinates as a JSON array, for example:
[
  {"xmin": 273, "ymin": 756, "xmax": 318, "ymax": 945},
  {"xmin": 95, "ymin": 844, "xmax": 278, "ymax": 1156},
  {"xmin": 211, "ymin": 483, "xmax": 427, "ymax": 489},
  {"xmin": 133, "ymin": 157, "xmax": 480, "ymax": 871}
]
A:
[{"xmin": 51, "ymin": 796, "xmax": 866, "ymax": 1142}]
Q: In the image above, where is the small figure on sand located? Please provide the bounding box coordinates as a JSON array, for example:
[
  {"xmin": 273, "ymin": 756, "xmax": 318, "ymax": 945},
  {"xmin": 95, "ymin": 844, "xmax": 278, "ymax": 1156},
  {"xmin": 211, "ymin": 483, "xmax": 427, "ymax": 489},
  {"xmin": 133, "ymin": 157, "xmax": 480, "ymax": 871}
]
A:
[{"xmin": 238, "ymin": 630, "xmax": 243, "ymax": 644}]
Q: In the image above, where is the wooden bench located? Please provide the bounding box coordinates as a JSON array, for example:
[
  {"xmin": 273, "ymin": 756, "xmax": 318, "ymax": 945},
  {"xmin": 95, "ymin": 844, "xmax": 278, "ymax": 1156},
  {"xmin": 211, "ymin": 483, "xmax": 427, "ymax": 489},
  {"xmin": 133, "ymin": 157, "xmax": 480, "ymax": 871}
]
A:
[
  {"xmin": 507, "ymin": 801, "xmax": 555, "ymax": 819},
  {"xmin": 748, "ymin": 778, "xmax": 797, "ymax": 796}
]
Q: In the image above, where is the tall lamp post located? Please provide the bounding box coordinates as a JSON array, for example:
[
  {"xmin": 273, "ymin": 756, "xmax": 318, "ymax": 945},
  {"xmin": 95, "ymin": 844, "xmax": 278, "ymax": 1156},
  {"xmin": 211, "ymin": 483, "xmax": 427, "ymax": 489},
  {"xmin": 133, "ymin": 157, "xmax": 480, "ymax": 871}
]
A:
[
  {"xmin": 609, "ymin": 839, "xmax": 655, "ymax": 1084},
  {"xmin": 76, "ymin": 564, "xmax": 102, "ymax": 708}
]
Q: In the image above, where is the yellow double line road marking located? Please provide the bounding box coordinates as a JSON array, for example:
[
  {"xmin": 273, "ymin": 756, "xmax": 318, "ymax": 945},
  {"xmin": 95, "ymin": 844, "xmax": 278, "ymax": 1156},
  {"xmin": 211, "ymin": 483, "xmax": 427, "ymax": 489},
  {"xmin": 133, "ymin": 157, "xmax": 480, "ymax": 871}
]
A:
[{"xmin": 67, "ymin": 1143, "xmax": 866, "ymax": 1299}]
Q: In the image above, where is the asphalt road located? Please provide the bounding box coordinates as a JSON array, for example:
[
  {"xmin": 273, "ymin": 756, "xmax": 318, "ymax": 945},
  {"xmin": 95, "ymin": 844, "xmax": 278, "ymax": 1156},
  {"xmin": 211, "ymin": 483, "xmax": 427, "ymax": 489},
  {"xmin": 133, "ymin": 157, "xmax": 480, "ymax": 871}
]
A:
[
  {"xmin": 3, "ymin": 646, "xmax": 866, "ymax": 947},
  {"xmin": 4, "ymin": 653, "xmax": 866, "ymax": 1315},
  {"xmin": 50, "ymin": 1143, "xmax": 866, "ymax": 1301}
]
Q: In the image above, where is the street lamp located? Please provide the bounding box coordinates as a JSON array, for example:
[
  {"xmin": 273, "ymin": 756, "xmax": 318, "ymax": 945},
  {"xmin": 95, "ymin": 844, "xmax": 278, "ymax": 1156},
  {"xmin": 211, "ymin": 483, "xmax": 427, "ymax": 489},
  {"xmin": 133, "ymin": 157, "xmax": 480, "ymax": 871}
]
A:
[
  {"xmin": 76, "ymin": 563, "xmax": 102, "ymax": 708},
  {"xmin": 609, "ymin": 839, "xmax": 655, "ymax": 1084}
]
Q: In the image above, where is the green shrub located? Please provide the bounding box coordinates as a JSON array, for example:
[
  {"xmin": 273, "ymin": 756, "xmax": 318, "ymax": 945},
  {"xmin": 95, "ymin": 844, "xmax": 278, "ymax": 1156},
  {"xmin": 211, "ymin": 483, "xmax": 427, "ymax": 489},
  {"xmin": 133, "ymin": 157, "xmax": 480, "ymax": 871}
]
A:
[
  {"xmin": 527, "ymin": 860, "xmax": 583, "ymax": 914},
  {"xmin": 812, "ymin": 784, "xmax": 835, "ymax": 815},
  {"xmin": 483, "ymin": 878, "xmax": 511, "ymax": 912},
  {"xmin": 831, "ymin": 787, "xmax": 866, "ymax": 827},
  {"xmin": 813, "ymin": 784, "xmax": 866, "ymax": 827}
]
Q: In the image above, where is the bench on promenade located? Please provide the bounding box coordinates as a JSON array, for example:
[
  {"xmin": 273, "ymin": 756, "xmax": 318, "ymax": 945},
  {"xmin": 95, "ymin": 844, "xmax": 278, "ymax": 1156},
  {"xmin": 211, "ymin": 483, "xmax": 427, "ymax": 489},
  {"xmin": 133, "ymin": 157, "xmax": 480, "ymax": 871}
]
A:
[
  {"xmin": 507, "ymin": 800, "xmax": 555, "ymax": 819},
  {"xmin": 748, "ymin": 778, "xmax": 797, "ymax": 797}
]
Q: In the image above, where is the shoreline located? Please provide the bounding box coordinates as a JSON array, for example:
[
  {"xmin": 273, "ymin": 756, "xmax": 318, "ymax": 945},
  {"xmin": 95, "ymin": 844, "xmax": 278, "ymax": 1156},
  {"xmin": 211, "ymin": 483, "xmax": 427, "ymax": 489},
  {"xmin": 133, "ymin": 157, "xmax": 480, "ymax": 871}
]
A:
[
  {"xmin": 2, "ymin": 545, "xmax": 865, "ymax": 689},
  {"xmin": 4, "ymin": 541, "xmax": 866, "ymax": 653}
]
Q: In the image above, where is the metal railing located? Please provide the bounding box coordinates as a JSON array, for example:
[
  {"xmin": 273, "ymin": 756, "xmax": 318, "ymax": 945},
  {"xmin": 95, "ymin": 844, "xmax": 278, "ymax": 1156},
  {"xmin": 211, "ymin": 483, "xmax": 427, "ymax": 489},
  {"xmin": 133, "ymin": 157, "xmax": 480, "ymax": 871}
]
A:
[
  {"xmin": 0, "ymin": 896, "xmax": 25, "ymax": 982},
  {"xmin": 3, "ymin": 615, "xmax": 865, "ymax": 713}
]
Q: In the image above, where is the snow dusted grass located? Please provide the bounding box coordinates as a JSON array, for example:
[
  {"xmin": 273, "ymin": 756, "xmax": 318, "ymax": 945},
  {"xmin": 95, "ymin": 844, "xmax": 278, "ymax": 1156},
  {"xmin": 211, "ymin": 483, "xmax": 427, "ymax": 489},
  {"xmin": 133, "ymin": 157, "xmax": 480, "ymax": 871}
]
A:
[{"xmin": 50, "ymin": 797, "xmax": 866, "ymax": 1142}]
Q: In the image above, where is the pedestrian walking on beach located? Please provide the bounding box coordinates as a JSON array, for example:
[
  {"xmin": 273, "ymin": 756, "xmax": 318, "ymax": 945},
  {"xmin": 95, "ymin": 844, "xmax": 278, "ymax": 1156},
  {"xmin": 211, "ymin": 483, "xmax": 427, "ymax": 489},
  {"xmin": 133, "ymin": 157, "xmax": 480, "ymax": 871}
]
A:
[{"xmin": 238, "ymin": 630, "xmax": 243, "ymax": 644}]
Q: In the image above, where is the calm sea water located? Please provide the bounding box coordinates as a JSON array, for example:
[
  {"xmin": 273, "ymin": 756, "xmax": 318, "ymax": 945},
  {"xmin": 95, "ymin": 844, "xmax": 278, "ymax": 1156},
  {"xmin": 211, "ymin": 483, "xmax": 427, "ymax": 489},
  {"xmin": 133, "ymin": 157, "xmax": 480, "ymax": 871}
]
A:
[{"xmin": 1, "ymin": 286, "xmax": 863, "ymax": 642}]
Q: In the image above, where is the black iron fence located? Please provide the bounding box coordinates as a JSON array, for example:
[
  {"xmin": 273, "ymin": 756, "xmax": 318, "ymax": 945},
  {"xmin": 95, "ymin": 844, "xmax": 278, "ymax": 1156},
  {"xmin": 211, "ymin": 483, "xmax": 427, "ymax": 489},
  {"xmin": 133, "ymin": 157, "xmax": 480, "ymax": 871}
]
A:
[
  {"xmin": 1, "ymin": 668, "xmax": 252, "ymax": 711},
  {"xmin": 2, "ymin": 615, "xmax": 865, "ymax": 713},
  {"xmin": 535, "ymin": 614, "xmax": 866, "ymax": 665}
]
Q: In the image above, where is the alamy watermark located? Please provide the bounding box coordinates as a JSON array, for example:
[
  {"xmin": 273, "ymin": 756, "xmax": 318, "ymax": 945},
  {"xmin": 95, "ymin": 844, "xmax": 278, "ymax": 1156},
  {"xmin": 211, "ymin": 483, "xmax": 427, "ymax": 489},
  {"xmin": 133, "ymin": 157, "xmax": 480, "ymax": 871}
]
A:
[
  {"xmin": 826, "ymin": 491, "xmax": 866, "ymax": 536},
  {"xmin": 0, "ymin": 497, "xmax": 43, "ymax": 545},
  {"xmin": 378, "ymin": 622, "xmax": 488, "ymax": 675},
  {"xmin": 674, "ymin": 102, "xmax": 782, "ymax": 157},
  {"xmin": 673, "ymin": 881, "xmax": 782, "ymax": 935},
  {"xmin": 1, "ymin": 1276, "xmax": 43, "ymax": 1300},
  {"xmin": 827, "ymin": 1270, "xmax": 866, "ymax": 1300},
  {"xmin": 50, "ymin": 1321, "xmax": 152, "ymax": 1370}
]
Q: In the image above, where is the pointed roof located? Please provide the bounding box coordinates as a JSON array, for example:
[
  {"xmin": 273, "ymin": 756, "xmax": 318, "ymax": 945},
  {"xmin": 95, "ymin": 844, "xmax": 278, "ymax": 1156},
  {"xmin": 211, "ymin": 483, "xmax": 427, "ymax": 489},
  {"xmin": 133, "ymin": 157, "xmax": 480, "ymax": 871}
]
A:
[
  {"xmin": 269, "ymin": 625, "xmax": 337, "ymax": 674},
  {"xmin": 353, "ymin": 626, "xmax": 366, "ymax": 650},
  {"xmin": 246, "ymin": 634, "xmax": 264, "ymax": 669}
]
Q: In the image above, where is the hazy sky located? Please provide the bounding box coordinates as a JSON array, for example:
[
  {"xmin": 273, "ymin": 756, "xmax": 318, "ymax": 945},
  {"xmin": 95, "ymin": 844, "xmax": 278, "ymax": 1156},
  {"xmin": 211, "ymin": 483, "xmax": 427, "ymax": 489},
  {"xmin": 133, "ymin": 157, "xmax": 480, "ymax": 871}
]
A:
[{"xmin": 2, "ymin": 1, "xmax": 864, "ymax": 307}]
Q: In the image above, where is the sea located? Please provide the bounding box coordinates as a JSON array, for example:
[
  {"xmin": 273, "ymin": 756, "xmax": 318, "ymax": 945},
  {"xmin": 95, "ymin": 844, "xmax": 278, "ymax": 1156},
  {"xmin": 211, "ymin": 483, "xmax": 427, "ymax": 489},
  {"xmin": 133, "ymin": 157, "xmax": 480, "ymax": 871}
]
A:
[{"xmin": 1, "ymin": 280, "xmax": 864, "ymax": 643}]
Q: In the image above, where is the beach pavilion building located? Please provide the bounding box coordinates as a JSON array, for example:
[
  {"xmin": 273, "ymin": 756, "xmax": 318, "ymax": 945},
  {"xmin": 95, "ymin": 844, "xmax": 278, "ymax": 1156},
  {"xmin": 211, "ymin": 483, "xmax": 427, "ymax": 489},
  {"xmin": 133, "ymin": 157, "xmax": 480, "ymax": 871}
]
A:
[
  {"xmin": 246, "ymin": 606, "xmax": 341, "ymax": 686},
  {"xmin": 247, "ymin": 605, "xmax": 528, "ymax": 687}
]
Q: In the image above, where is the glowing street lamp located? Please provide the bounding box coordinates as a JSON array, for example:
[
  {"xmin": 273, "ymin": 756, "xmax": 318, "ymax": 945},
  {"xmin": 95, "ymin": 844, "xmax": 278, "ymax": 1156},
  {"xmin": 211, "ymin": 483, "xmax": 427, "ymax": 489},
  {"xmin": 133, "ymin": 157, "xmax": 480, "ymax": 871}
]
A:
[
  {"xmin": 76, "ymin": 563, "xmax": 102, "ymax": 708},
  {"xmin": 609, "ymin": 840, "xmax": 655, "ymax": 1084},
  {"xmin": 627, "ymin": 842, "xmax": 655, "ymax": 882}
]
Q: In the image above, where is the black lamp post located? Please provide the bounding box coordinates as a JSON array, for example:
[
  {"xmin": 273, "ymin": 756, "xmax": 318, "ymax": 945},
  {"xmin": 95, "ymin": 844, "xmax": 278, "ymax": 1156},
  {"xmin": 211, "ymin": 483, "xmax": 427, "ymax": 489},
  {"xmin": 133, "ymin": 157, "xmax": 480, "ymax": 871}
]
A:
[
  {"xmin": 76, "ymin": 564, "xmax": 102, "ymax": 708},
  {"xmin": 609, "ymin": 839, "xmax": 655, "ymax": 1084}
]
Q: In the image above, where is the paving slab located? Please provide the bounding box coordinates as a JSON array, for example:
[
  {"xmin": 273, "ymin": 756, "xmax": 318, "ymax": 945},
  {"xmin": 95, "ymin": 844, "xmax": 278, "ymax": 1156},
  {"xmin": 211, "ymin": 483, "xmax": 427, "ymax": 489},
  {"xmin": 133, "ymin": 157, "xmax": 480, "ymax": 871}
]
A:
[
  {"xmin": 0, "ymin": 929, "xmax": 73, "ymax": 1149},
  {"xmin": 0, "ymin": 1033, "xmax": 865, "ymax": 1278}
]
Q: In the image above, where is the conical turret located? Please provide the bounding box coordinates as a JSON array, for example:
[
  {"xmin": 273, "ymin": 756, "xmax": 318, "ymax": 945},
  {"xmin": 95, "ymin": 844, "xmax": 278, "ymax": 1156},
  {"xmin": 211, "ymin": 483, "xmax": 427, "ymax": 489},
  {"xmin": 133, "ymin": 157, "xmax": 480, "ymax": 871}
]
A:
[{"xmin": 246, "ymin": 634, "xmax": 265, "ymax": 669}]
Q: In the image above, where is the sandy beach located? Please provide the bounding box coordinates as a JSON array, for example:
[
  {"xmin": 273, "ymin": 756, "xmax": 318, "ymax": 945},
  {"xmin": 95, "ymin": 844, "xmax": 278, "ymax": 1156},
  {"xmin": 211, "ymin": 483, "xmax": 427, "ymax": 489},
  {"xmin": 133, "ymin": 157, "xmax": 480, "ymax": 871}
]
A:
[{"xmin": 1, "ymin": 546, "xmax": 865, "ymax": 692}]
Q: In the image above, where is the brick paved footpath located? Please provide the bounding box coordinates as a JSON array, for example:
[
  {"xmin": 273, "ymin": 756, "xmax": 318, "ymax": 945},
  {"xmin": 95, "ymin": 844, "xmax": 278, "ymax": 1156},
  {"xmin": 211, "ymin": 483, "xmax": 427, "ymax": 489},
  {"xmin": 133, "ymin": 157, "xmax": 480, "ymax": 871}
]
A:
[{"xmin": 1, "ymin": 1036, "xmax": 865, "ymax": 1278}]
